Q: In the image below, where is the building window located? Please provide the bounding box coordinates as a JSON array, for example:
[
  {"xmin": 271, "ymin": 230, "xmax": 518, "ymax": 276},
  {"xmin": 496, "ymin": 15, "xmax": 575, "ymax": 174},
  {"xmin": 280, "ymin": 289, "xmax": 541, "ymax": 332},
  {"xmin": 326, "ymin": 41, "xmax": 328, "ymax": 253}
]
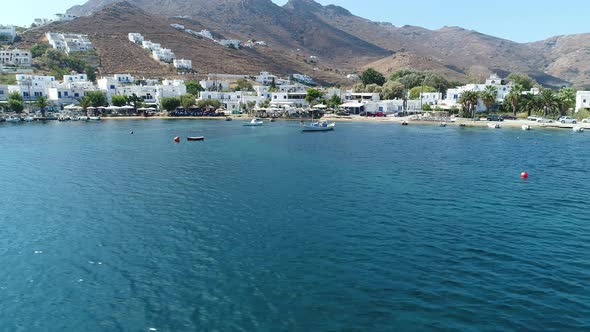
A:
[
  {"xmin": 74, "ymin": 93, "xmax": 79, "ymax": 98},
  {"xmin": 64, "ymin": 91, "xmax": 69, "ymax": 97},
  {"xmin": 110, "ymin": 85, "xmax": 115, "ymax": 89}
]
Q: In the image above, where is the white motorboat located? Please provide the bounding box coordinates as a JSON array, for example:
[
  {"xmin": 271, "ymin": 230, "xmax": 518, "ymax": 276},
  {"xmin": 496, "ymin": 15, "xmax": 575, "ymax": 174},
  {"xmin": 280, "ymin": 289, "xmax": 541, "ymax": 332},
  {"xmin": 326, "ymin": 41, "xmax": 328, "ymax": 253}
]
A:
[
  {"xmin": 23, "ymin": 116, "xmax": 34, "ymax": 122},
  {"xmin": 521, "ymin": 125, "xmax": 531, "ymax": 131},
  {"xmin": 243, "ymin": 118, "xmax": 264, "ymax": 126},
  {"xmin": 488, "ymin": 123, "xmax": 500, "ymax": 129},
  {"xmin": 301, "ymin": 121, "xmax": 335, "ymax": 132},
  {"xmin": 573, "ymin": 126, "xmax": 584, "ymax": 133},
  {"xmin": 5, "ymin": 116, "xmax": 21, "ymax": 123},
  {"xmin": 89, "ymin": 116, "xmax": 101, "ymax": 121}
]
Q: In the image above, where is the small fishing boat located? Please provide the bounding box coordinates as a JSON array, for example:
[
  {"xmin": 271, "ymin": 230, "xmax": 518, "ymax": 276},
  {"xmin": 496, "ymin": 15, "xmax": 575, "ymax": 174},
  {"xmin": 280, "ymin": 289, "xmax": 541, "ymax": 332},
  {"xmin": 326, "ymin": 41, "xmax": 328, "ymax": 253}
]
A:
[
  {"xmin": 23, "ymin": 116, "xmax": 34, "ymax": 122},
  {"xmin": 89, "ymin": 116, "xmax": 101, "ymax": 121},
  {"xmin": 243, "ymin": 118, "xmax": 264, "ymax": 126},
  {"xmin": 521, "ymin": 124, "xmax": 531, "ymax": 131},
  {"xmin": 187, "ymin": 136, "xmax": 205, "ymax": 141},
  {"xmin": 488, "ymin": 123, "xmax": 500, "ymax": 129},
  {"xmin": 301, "ymin": 121, "xmax": 335, "ymax": 132},
  {"xmin": 5, "ymin": 116, "xmax": 21, "ymax": 123},
  {"xmin": 573, "ymin": 127, "xmax": 584, "ymax": 133}
]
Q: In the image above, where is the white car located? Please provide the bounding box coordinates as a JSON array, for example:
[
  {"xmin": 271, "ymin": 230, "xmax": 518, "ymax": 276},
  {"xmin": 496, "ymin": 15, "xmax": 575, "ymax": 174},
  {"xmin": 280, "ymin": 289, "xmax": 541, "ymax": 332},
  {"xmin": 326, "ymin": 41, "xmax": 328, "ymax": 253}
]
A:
[
  {"xmin": 528, "ymin": 116, "xmax": 541, "ymax": 121},
  {"xmin": 582, "ymin": 118, "xmax": 590, "ymax": 123},
  {"xmin": 536, "ymin": 118, "xmax": 554, "ymax": 123},
  {"xmin": 557, "ymin": 116, "xmax": 577, "ymax": 124}
]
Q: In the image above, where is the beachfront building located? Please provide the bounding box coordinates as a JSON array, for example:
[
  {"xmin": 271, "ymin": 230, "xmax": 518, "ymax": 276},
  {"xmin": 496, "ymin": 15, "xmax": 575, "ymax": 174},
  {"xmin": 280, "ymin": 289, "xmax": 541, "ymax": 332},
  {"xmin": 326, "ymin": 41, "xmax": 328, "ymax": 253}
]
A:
[
  {"xmin": 270, "ymin": 91, "xmax": 308, "ymax": 108},
  {"xmin": 97, "ymin": 74, "xmax": 135, "ymax": 101},
  {"xmin": 0, "ymin": 25, "xmax": 17, "ymax": 44},
  {"xmin": 173, "ymin": 59, "xmax": 192, "ymax": 70},
  {"xmin": 419, "ymin": 92, "xmax": 443, "ymax": 106},
  {"xmin": 443, "ymin": 74, "xmax": 511, "ymax": 112},
  {"xmin": 0, "ymin": 49, "xmax": 32, "ymax": 67},
  {"xmin": 575, "ymin": 91, "xmax": 590, "ymax": 112},
  {"xmin": 128, "ymin": 33, "xmax": 144, "ymax": 44},
  {"xmin": 46, "ymin": 32, "xmax": 93, "ymax": 53}
]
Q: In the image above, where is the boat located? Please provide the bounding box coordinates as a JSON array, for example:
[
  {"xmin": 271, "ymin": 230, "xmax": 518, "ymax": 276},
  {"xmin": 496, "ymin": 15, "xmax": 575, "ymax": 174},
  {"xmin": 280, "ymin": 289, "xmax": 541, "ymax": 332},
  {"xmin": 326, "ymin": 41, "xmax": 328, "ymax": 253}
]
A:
[
  {"xmin": 89, "ymin": 116, "xmax": 101, "ymax": 121},
  {"xmin": 401, "ymin": 120, "xmax": 409, "ymax": 126},
  {"xmin": 243, "ymin": 118, "xmax": 264, "ymax": 126},
  {"xmin": 521, "ymin": 124, "xmax": 531, "ymax": 131},
  {"xmin": 187, "ymin": 136, "xmax": 205, "ymax": 141},
  {"xmin": 488, "ymin": 123, "xmax": 500, "ymax": 129},
  {"xmin": 225, "ymin": 117, "xmax": 232, "ymax": 121},
  {"xmin": 23, "ymin": 116, "xmax": 34, "ymax": 122},
  {"xmin": 439, "ymin": 122, "xmax": 447, "ymax": 127},
  {"xmin": 5, "ymin": 116, "xmax": 21, "ymax": 123},
  {"xmin": 78, "ymin": 116, "xmax": 89, "ymax": 121},
  {"xmin": 301, "ymin": 120, "xmax": 335, "ymax": 132},
  {"xmin": 573, "ymin": 126, "xmax": 584, "ymax": 133}
]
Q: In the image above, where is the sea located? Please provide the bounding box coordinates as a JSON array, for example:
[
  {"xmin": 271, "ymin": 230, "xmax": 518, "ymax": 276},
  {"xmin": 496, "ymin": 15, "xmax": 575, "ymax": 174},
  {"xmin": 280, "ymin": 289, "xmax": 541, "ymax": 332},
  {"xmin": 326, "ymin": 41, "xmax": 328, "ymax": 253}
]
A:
[{"xmin": 0, "ymin": 119, "xmax": 589, "ymax": 331}]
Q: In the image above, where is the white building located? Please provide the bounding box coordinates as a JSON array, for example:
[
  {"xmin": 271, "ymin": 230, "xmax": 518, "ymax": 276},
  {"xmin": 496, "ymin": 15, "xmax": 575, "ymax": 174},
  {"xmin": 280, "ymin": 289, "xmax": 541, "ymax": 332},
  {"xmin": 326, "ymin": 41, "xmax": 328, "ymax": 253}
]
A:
[
  {"xmin": 0, "ymin": 84, "xmax": 8, "ymax": 101},
  {"xmin": 170, "ymin": 24, "xmax": 185, "ymax": 30},
  {"xmin": 141, "ymin": 40, "xmax": 161, "ymax": 51},
  {"xmin": 0, "ymin": 49, "xmax": 32, "ymax": 67},
  {"xmin": 199, "ymin": 91, "xmax": 247, "ymax": 112},
  {"xmin": 173, "ymin": 59, "xmax": 192, "ymax": 70},
  {"xmin": 255, "ymin": 72, "xmax": 290, "ymax": 86},
  {"xmin": 33, "ymin": 18, "xmax": 52, "ymax": 26},
  {"xmin": 443, "ymin": 74, "xmax": 512, "ymax": 112},
  {"xmin": 346, "ymin": 92, "xmax": 380, "ymax": 102},
  {"xmin": 419, "ymin": 92, "xmax": 443, "ymax": 106},
  {"xmin": 200, "ymin": 79, "xmax": 229, "ymax": 91},
  {"xmin": 292, "ymin": 74, "xmax": 314, "ymax": 85},
  {"xmin": 53, "ymin": 13, "xmax": 77, "ymax": 22},
  {"xmin": 0, "ymin": 25, "xmax": 16, "ymax": 43},
  {"xmin": 152, "ymin": 48, "xmax": 176, "ymax": 63},
  {"xmin": 575, "ymin": 91, "xmax": 590, "ymax": 112},
  {"xmin": 217, "ymin": 39, "xmax": 241, "ymax": 49},
  {"xmin": 16, "ymin": 74, "xmax": 57, "ymax": 88},
  {"xmin": 270, "ymin": 91, "xmax": 308, "ymax": 107},
  {"xmin": 198, "ymin": 30, "xmax": 214, "ymax": 40},
  {"xmin": 128, "ymin": 33, "xmax": 144, "ymax": 44},
  {"xmin": 97, "ymin": 74, "xmax": 135, "ymax": 101},
  {"xmin": 46, "ymin": 32, "xmax": 93, "ymax": 53},
  {"xmin": 63, "ymin": 73, "xmax": 88, "ymax": 83}
]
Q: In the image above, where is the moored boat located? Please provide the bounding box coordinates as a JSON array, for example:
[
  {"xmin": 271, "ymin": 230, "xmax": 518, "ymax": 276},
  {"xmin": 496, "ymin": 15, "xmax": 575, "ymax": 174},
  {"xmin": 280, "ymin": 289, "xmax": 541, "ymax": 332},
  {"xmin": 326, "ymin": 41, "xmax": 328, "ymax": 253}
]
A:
[
  {"xmin": 225, "ymin": 117, "xmax": 232, "ymax": 121},
  {"xmin": 301, "ymin": 121, "xmax": 335, "ymax": 132},
  {"xmin": 488, "ymin": 123, "xmax": 500, "ymax": 129},
  {"xmin": 573, "ymin": 126, "xmax": 584, "ymax": 133},
  {"xmin": 89, "ymin": 116, "xmax": 101, "ymax": 121},
  {"xmin": 187, "ymin": 136, "xmax": 205, "ymax": 141},
  {"xmin": 521, "ymin": 124, "xmax": 531, "ymax": 131},
  {"xmin": 5, "ymin": 116, "xmax": 21, "ymax": 123},
  {"xmin": 243, "ymin": 118, "xmax": 264, "ymax": 126},
  {"xmin": 23, "ymin": 116, "xmax": 34, "ymax": 122}
]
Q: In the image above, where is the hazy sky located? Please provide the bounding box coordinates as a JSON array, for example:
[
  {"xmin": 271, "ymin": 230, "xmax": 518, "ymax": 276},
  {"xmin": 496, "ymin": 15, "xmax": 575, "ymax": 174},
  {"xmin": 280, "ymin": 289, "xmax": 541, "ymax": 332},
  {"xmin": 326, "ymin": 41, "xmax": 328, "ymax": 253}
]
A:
[{"xmin": 1, "ymin": 0, "xmax": 587, "ymax": 43}]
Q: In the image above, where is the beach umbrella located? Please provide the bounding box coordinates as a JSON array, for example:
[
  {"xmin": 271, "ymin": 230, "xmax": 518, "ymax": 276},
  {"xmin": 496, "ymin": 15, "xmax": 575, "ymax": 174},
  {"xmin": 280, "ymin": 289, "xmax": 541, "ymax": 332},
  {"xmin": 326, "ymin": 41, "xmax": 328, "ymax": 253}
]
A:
[
  {"xmin": 313, "ymin": 104, "xmax": 327, "ymax": 109},
  {"xmin": 105, "ymin": 106, "xmax": 120, "ymax": 110}
]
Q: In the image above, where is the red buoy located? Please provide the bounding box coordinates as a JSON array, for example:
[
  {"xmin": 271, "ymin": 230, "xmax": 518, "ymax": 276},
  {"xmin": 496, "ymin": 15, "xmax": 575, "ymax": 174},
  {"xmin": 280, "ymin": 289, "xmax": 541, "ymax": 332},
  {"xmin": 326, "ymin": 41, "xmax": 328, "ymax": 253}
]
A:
[
  {"xmin": 173, "ymin": 136, "xmax": 180, "ymax": 143},
  {"xmin": 520, "ymin": 171, "xmax": 529, "ymax": 179}
]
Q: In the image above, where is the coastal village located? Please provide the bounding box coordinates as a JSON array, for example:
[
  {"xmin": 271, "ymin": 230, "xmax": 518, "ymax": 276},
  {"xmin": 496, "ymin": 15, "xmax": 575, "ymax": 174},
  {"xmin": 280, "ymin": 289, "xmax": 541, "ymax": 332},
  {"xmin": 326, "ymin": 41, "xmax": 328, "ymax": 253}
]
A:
[{"xmin": 1, "ymin": 16, "xmax": 590, "ymax": 129}]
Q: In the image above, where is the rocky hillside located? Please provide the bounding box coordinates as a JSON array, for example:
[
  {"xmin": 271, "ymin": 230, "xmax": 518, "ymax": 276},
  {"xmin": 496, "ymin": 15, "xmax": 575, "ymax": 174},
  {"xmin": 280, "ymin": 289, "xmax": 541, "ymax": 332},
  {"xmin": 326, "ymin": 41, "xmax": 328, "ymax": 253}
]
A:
[{"xmin": 50, "ymin": 0, "xmax": 590, "ymax": 87}]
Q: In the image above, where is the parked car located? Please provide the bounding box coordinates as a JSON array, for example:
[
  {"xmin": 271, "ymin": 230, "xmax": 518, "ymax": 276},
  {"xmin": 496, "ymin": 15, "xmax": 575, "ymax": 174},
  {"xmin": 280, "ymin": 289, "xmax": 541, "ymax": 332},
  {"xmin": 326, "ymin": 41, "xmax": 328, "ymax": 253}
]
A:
[
  {"xmin": 487, "ymin": 114, "xmax": 504, "ymax": 121},
  {"xmin": 557, "ymin": 116, "xmax": 577, "ymax": 124},
  {"xmin": 528, "ymin": 116, "xmax": 541, "ymax": 121},
  {"xmin": 502, "ymin": 115, "xmax": 517, "ymax": 120},
  {"xmin": 582, "ymin": 118, "xmax": 590, "ymax": 123},
  {"xmin": 536, "ymin": 117, "xmax": 554, "ymax": 123},
  {"xmin": 374, "ymin": 111, "xmax": 386, "ymax": 117},
  {"xmin": 359, "ymin": 111, "xmax": 374, "ymax": 117},
  {"xmin": 336, "ymin": 111, "xmax": 350, "ymax": 116}
]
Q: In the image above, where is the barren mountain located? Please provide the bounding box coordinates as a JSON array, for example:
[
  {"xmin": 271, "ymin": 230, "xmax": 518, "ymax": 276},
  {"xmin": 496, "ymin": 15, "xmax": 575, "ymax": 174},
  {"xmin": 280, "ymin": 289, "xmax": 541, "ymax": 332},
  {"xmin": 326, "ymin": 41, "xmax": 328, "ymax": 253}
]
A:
[{"xmin": 54, "ymin": 0, "xmax": 590, "ymax": 87}]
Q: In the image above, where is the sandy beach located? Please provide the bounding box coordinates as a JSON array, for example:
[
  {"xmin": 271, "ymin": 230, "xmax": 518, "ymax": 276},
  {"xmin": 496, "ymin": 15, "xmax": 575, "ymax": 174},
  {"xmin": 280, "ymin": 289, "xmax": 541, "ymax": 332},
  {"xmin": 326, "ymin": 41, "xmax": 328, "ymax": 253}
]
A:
[{"xmin": 100, "ymin": 115, "xmax": 590, "ymax": 130}]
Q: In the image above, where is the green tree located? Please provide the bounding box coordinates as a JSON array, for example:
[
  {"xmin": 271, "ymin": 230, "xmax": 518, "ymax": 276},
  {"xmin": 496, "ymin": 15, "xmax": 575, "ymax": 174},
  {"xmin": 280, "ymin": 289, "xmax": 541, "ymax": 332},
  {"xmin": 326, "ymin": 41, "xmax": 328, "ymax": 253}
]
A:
[
  {"xmin": 305, "ymin": 88, "xmax": 322, "ymax": 104},
  {"xmin": 79, "ymin": 96, "xmax": 92, "ymax": 114},
  {"xmin": 507, "ymin": 73, "xmax": 536, "ymax": 91},
  {"xmin": 111, "ymin": 95, "xmax": 127, "ymax": 107},
  {"xmin": 524, "ymin": 94, "xmax": 542, "ymax": 116},
  {"xmin": 197, "ymin": 99, "xmax": 222, "ymax": 109},
  {"xmin": 556, "ymin": 87, "xmax": 576, "ymax": 115},
  {"xmin": 234, "ymin": 78, "xmax": 254, "ymax": 91},
  {"xmin": 539, "ymin": 89, "xmax": 559, "ymax": 117},
  {"xmin": 390, "ymin": 69, "xmax": 450, "ymax": 91},
  {"xmin": 185, "ymin": 80, "xmax": 203, "ymax": 95},
  {"xmin": 408, "ymin": 85, "xmax": 436, "ymax": 99},
  {"xmin": 9, "ymin": 91, "xmax": 23, "ymax": 102},
  {"xmin": 505, "ymin": 84, "xmax": 523, "ymax": 116},
  {"xmin": 480, "ymin": 85, "xmax": 498, "ymax": 112},
  {"xmin": 30, "ymin": 43, "xmax": 50, "ymax": 58},
  {"xmin": 160, "ymin": 97, "xmax": 181, "ymax": 112},
  {"xmin": 8, "ymin": 99, "xmax": 24, "ymax": 113},
  {"xmin": 458, "ymin": 90, "xmax": 479, "ymax": 118},
  {"xmin": 380, "ymin": 80, "xmax": 405, "ymax": 100},
  {"xmin": 179, "ymin": 94, "xmax": 196, "ymax": 109},
  {"xmin": 85, "ymin": 91, "xmax": 107, "ymax": 107},
  {"xmin": 34, "ymin": 95, "xmax": 49, "ymax": 117},
  {"xmin": 326, "ymin": 94, "xmax": 342, "ymax": 108},
  {"xmin": 361, "ymin": 68, "xmax": 386, "ymax": 86},
  {"xmin": 127, "ymin": 93, "xmax": 143, "ymax": 114},
  {"xmin": 270, "ymin": 77, "xmax": 276, "ymax": 89},
  {"xmin": 85, "ymin": 66, "xmax": 96, "ymax": 82}
]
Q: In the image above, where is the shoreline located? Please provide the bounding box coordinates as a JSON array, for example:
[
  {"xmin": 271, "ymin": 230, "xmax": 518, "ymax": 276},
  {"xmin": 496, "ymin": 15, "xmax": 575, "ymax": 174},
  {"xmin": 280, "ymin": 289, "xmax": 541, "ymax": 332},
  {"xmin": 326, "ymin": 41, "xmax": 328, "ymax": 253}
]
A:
[{"xmin": 98, "ymin": 115, "xmax": 590, "ymax": 130}]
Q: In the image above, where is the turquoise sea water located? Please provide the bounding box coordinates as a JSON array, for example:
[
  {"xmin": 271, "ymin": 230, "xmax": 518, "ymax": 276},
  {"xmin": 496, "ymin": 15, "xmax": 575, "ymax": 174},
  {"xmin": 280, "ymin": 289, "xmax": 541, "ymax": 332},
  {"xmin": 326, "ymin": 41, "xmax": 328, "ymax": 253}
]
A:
[{"xmin": 0, "ymin": 119, "xmax": 589, "ymax": 331}]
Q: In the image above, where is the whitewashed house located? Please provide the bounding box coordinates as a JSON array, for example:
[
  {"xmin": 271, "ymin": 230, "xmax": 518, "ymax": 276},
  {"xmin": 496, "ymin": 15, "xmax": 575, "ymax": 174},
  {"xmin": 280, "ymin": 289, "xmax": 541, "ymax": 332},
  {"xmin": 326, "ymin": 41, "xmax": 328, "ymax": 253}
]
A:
[
  {"xmin": 292, "ymin": 74, "xmax": 314, "ymax": 85},
  {"xmin": 217, "ymin": 40, "xmax": 241, "ymax": 49},
  {"xmin": 152, "ymin": 48, "xmax": 175, "ymax": 63},
  {"xmin": 53, "ymin": 13, "xmax": 77, "ymax": 22},
  {"xmin": 198, "ymin": 30, "xmax": 214, "ymax": 40},
  {"xmin": 443, "ymin": 74, "xmax": 512, "ymax": 112},
  {"xmin": 270, "ymin": 91, "xmax": 308, "ymax": 108},
  {"xmin": 575, "ymin": 91, "xmax": 590, "ymax": 112},
  {"xmin": 97, "ymin": 74, "xmax": 135, "ymax": 101},
  {"xmin": 170, "ymin": 24, "xmax": 185, "ymax": 30},
  {"xmin": 0, "ymin": 49, "xmax": 32, "ymax": 67},
  {"xmin": 141, "ymin": 40, "xmax": 161, "ymax": 51},
  {"xmin": 200, "ymin": 79, "xmax": 230, "ymax": 91},
  {"xmin": 419, "ymin": 92, "xmax": 443, "ymax": 106},
  {"xmin": 33, "ymin": 18, "xmax": 52, "ymax": 26},
  {"xmin": 199, "ymin": 91, "xmax": 245, "ymax": 112},
  {"xmin": 255, "ymin": 72, "xmax": 290, "ymax": 86},
  {"xmin": 173, "ymin": 59, "xmax": 192, "ymax": 70},
  {"xmin": 0, "ymin": 25, "xmax": 17, "ymax": 43},
  {"xmin": 128, "ymin": 33, "xmax": 144, "ymax": 44},
  {"xmin": 46, "ymin": 32, "xmax": 93, "ymax": 53}
]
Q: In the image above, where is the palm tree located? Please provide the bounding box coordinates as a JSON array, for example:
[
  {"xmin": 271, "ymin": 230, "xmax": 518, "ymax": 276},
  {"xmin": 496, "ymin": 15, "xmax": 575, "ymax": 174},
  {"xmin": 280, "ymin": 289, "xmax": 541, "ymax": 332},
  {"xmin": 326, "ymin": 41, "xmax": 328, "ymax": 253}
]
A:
[
  {"xmin": 480, "ymin": 85, "xmax": 498, "ymax": 112},
  {"xmin": 505, "ymin": 84, "xmax": 523, "ymax": 116},
  {"xmin": 556, "ymin": 87, "xmax": 576, "ymax": 116},
  {"xmin": 458, "ymin": 90, "xmax": 479, "ymax": 118},
  {"xmin": 79, "ymin": 97, "xmax": 92, "ymax": 116},
  {"xmin": 34, "ymin": 95, "xmax": 49, "ymax": 117},
  {"xmin": 524, "ymin": 94, "xmax": 542, "ymax": 116},
  {"xmin": 539, "ymin": 89, "xmax": 559, "ymax": 117}
]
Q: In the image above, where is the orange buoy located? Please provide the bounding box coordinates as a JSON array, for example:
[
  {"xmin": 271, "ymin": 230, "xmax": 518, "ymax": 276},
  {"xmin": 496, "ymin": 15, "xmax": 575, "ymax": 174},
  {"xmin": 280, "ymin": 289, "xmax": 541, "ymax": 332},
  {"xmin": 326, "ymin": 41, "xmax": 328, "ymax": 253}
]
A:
[
  {"xmin": 173, "ymin": 136, "xmax": 180, "ymax": 143},
  {"xmin": 520, "ymin": 171, "xmax": 529, "ymax": 179}
]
